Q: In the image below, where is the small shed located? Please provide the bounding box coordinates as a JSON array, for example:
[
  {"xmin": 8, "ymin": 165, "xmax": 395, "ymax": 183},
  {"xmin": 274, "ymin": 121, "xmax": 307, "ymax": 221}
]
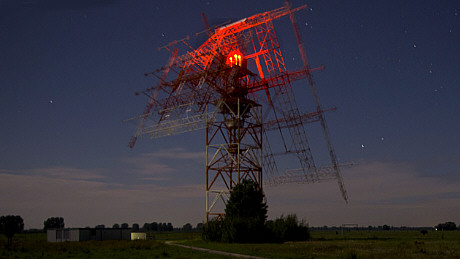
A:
[
  {"xmin": 47, "ymin": 228, "xmax": 133, "ymax": 242},
  {"xmin": 131, "ymin": 232, "xmax": 147, "ymax": 240}
]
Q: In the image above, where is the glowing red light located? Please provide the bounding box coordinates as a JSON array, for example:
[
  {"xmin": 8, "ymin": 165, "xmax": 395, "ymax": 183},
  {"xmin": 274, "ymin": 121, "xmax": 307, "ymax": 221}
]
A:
[{"xmin": 227, "ymin": 50, "xmax": 244, "ymax": 67}]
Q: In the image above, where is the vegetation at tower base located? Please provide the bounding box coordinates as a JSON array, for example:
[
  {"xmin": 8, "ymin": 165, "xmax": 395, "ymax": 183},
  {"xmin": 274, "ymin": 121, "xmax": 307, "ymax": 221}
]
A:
[
  {"xmin": 223, "ymin": 179, "xmax": 268, "ymax": 243},
  {"xmin": 265, "ymin": 214, "xmax": 310, "ymax": 243},
  {"xmin": 202, "ymin": 179, "xmax": 310, "ymax": 243},
  {"xmin": 0, "ymin": 215, "xmax": 24, "ymax": 246},
  {"xmin": 202, "ymin": 218, "xmax": 224, "ymax": 242}
]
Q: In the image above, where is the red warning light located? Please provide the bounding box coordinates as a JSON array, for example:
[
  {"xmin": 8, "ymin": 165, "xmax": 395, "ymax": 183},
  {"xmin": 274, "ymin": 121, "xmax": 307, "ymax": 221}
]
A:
[{"xmin": 227, "ymin": 50, "xmax": 244, "ymax": 67}]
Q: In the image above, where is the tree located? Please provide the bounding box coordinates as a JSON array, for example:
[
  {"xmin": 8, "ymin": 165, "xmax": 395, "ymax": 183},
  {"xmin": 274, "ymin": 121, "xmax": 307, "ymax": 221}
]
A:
[
  {"xmin": 121, "ymin": 223, "xmax": 129, "ymax": 228},
  {"xmin": 44, "ymin": 217, "xmax": 64, "ymax": 230},
  {"xmin": 112, "ymin": 223, "xmax": 120, "ymax": 229},
  {"xmin": 167, "ymin": 223, "xmax": 173, "ymax": 231},
  {"xmin": 132, "ymin": 223, "xmax": 140, "ymax": 231},
  {"xmin": 151, "ymin": 222, "xmax": 158, "ymax": 231},
  {"xmin": 196, "ymin": 222, "xmax": 204, "ymax": 231},
  {"xmin": 222, "ymin": 179, "xmax": 267, "ymax": 243},
  {"xmin": 142, "ymin": 223, "xmax": 151, "ymax": 231},
  {"xmin": 0, "ymin": 215, "xmax": 24, "ymax": 245},
  {"xmin": 436, "ymin": 221, "xmax": 457, "ymax": 231},
  {"xmin": 183, "ymin": 223, "xmax": 192, "ymax": 231}
]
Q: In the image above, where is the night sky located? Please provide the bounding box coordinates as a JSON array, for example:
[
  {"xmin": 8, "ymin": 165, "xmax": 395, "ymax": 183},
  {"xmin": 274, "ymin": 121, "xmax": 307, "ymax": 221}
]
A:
[{"xmin": 1, "ymin": 0, "xmax": 459, "ymax": 229}]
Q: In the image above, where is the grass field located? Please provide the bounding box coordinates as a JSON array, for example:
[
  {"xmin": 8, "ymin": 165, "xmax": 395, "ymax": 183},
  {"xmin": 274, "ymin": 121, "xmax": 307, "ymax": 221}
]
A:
[
  {"xmin": 179, "ymin": 230, "xmax": 460, "ymax": 258},
  {"xmin": 1, "ymin": 230, "xmax": 459, "ymax": 258},
  {"xmin": 0, "ymin": 232, "xmax": 223, "ymax": 259}
]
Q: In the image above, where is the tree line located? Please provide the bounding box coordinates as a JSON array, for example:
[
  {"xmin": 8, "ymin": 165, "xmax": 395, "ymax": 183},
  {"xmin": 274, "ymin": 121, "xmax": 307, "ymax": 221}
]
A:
[
  {"xmin": 88, "ymin": 222, "xmax": 175, "ymax": 232},
  {"xmin": 142, "ymin": 222, "xmax": 173, "ymax": 232},
  {"xmin": 1, "ymin": 180, "xmax": 458, "ymax": 245},
  {"xmin": 436, "ymin": 221, "xmax": 457, "ymax": 231}
]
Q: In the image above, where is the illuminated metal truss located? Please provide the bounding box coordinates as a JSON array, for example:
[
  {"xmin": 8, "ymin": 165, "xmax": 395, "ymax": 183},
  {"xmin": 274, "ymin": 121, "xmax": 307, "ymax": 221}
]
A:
[
  {"xmin": 206, "ymin": 97, "xmax": 263, "ymax": 221},
  {"xmin": 125, "ymin": 2, "xmax": 349, "ymax": 223}
]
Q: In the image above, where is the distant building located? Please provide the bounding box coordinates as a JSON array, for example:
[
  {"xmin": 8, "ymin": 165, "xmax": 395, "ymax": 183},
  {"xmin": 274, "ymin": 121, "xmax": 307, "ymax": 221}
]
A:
[
  {"xmin": 130, "ymin": 232, "xmax": 147, "ymax": 240},
  {"xmin": 47, "ymin": 228, "xmax": 135, "ymax": 242}
]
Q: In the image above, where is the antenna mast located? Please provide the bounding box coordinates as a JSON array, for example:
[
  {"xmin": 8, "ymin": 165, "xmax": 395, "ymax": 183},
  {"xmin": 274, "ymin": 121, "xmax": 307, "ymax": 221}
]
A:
[{"xmin": 125, "ymin": 2, "xmax": 350, "ymax": 223}]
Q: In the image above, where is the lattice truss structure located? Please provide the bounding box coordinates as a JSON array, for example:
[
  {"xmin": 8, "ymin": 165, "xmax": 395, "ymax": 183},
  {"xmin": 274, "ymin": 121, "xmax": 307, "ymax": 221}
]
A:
[{"xmin": 125, "ymin": 2, "xmax": 349, "ymax": 222}]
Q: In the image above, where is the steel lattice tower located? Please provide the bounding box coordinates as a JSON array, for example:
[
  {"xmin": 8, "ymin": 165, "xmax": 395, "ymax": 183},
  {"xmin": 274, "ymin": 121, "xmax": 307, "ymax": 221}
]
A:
[{"xmin": 125, "ymin": 2, "xmax": 349, "ymax": 223}]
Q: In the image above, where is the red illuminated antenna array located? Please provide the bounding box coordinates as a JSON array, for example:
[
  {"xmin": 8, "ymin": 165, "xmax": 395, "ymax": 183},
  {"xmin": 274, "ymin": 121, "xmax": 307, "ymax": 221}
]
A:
[{"xmin": 125, "ymin": 1, "xmax": 349, "ymax": 223}]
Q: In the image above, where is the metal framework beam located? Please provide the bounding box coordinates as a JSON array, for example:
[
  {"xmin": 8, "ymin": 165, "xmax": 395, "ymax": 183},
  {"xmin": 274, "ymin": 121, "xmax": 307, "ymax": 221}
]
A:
[{"xmin": 206, "ymin": 98, "xmax": 263, "ymax": 223}]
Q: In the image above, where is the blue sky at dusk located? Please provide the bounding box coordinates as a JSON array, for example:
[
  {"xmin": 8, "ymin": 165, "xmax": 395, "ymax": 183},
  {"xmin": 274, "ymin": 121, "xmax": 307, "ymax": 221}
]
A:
[{"xmin": 1, "ymin": 0, "xmax": 459, "ymax": 229}]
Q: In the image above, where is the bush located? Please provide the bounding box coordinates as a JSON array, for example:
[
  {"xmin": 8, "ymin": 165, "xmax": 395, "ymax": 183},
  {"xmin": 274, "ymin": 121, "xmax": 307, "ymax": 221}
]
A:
[
  {"xmin": 202, "ymin": 218, "xmax": 223, "ymax": 242},
  {"xmin": 222, "ymin": 216, "xmax": 265, "ymax": 243},
  {"xmin": 203, "ymin": 214, "xmax": 310, "ymax": 243},
  {"xmin": 265, "ymin": 214, "xmax": 310, "ymax": 243},
  {"xmin": 201, "ymin": 180, "xmax": 309, "ymax": 244}
]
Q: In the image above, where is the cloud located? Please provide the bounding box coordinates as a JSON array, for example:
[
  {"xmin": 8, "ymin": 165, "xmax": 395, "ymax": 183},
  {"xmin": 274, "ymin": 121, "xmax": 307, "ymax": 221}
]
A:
[
  {"xmin": 139, "ymin": 176, "xmax": 172, "ymax": 182},
  {"xmin": 147, "ymin": 147, "xmax": 205, "ymax": 160},
  {"xmin": 0, "ymin": 169, "xmax": 203, "ymax": 229},
  {"xmin": 265, "ymin": 161, "xmax": 460, "ymax": 227},
  {"xmin": 30, "ymin": 166, "xmax": 106, "ymax": 180},
  {"xmin": 0, "ymin": 149, "xmax": 207, "ymax": 229},
  {"xmin": 2, "ymin": 154, "xmax": 458, "ymax": 229},
  {"xmin": 121, "ymin": 155, "xmax": 175, "ymax": 176},
  {"xmin": 344, "ymin": 161, "xmax": 459, "ymax": 205},
  {"xmin": 120, "ymin": 148, "xmax": 204, "ymax": 177}
]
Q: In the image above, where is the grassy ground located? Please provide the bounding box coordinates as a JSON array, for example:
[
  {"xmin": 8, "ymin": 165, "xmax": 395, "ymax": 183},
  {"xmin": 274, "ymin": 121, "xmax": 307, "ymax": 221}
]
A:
[
  {"xmin": 177, "ymin": 230, "xmax": 460, "ymax": 258},
  {"xmin": 1, "ymin": 230, "xmax": 459, "ymax": 258},
  {"xmin": 0, "ymin": 232, "xmax": 224, "ymax": 259}
]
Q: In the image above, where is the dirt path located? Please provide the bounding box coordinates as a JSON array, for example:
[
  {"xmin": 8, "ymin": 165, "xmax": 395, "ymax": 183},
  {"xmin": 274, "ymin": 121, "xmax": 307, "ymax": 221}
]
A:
[{"xmin": 164, "ymin": 241, "xmax": 267, "ymax": 259}]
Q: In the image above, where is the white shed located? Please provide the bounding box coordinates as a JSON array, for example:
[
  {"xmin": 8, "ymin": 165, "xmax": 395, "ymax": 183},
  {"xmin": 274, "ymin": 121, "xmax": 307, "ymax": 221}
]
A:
[
  {"xmin": 47, "ymin": 228, "xmax": 86, "ymax": 242},
  {"xmin": 47, "ymin": 228, "xmax": 133, "ymax": 242},
  {"xmin": 131, "ymin": 232, "xmax": 147, "ymax": 240}
]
